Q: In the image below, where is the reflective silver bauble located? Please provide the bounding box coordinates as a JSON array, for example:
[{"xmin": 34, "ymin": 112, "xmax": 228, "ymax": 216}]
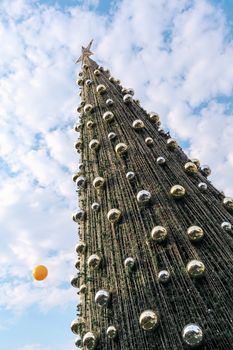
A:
[
  {"xmin": 98, "ymin": 65, "xmax": 104, "ymax": 71},
  {"xmin": 74, "ymin": 122, "xmax": 82, "ymax": 132},
  {"xmin": 85, "ymin": 79, "xmax": 92, "ymax": 86},
  {"xmin": 145, "ymin": 137, "xmax": 154, "ymax": 146},
  {"xmin": 107, "ymin": 208, "xmax": 122, "ymax": 223},
  {"xmin": 167, "ymin": 138, "xmax": 178, "ymax": 150},
  {"xmin": 96, "ymin": 84, "xmax": 106, "ymax": 94},
  {"xmin": 148, "ymin": 112, "xmax": 160, "ymax": 123},
  {"xmin": 71, "ymin": 318, "xmax": 84, "ymax": 335},
  {"xmin": 108, "ymin": 132, "xmax": 117, "ymax": 140},
  {"xmin": 75, "ymin": 335, "xmax": 82, "ymax": 347},
  {"xmin": 151, "ymin": 226, "xmax": 167, "ymax": 242},
  {"xmin": 139, "ymin": 310, "xmax": 159, "ymax": 330},
  {"xmin": 186, "ymin": 260, "xmax": 205, "ymax": 278},
  {"xmin": 127, "ymin": 88, "xmax": 134, "ymax": 95},
  {"xmin": 93, "ymin": 176, "xmax": 105, "ymax": 189},
  {"xmin": 76, "ymin": 78, "xmax": 83, "ymax": 86},
  {"xmin": 79, "ymin": 284, "xmax": 87, "ymax": 294},
  {"xmin": 221, "ymin": 221, "xmax": 232, "ymax": 231},
  {"xmin": 126, "ymin": 171, "xmax": 135, "ymax": 180},
  {"xmin": 72, "ymin": 210, "xmax": 85, "ymax": 222},
  {"xmin": 198, "ymin": 182, "xmax": 207, "ymax": 192},
  {"xmin": 94, "ymin": 69, "xmax": 100, "ymax": 76},
  {"xmin": 72, "ymin": 172, "xmax": 79, "ymax": 182},
  {"xmin": 105, "ymin": 68, "xmax": 110, "ymax": 75},
  {"xmin": 95, "ymin": 289, "xmax": 110, "ymax": 307},
  {"xmin": 71, "ymin": 275, "xmax": 79, "ymax": 288},
  {"xmin": 89, "ymin": 139, "xmax": 100, "ymax": 151},
  {"xmin": 74, "ymin": 140, "xmax": 82, "ymax": 150},
  {"xmin": 75, "ymin": 336, "xmax": 82, "ymax": 347},
  {"xmin": 91, "ymin": 202, "xmax": 100, "ymax": 211},
  {"xmin": 75, "ymin": 259, "xmax": 80, "ymax": 269},
  {"xmin": 109, "ymin": 76, "xmax": 115, "ymax": 82},
  {"xmin": 137, "ymin": 190, "xmax": 151, "ymax": 203},
  {"xmin": 84, "ymin": 104, "xmax": 93, "ymax": 114},
  {"xmin": 87, "ymin": 254, "xmax": 101, "ymax": 269},
  {"xmin": 187, "ymin": 226, "xmax": 204, "ymax": 242},
  {"xmin": 115, "ymin": 143, "xmax": 128, "ymax": 156},
  {"xmin": 124, "ymin": 257, "xmax": 135, "ymax": 269},
  {"xmin": 80, "ymin": 100, "xmax": 85, "ymax": 107},
  {"xmin": 156, "ymin": 156, "xmax": 166, "ymax": 165},
  {"xmin": 182, "ymin": 323, "xmax": 203, "ymax": 347},
  {"xmin": 103, "ymin": 111, "xmax": 114, "ymax": 123},
  {"xmin": 158, "ymin": 128, "xmax": 166, "ymax": 135},
  {"xmin": 75, "ymin": 241, "xmax": 86, "ymax": 254},
  {"xmin": 223, "ymin": 197, "xmax": 233, "ymax": 211},
  {"xmin": 121, "ymin": 87, "xmax": 128, "ymax": 94},
  {"xmin": 78, "ymin": 163, "xmax": 84, "ymax": 171},
  {"xmin": 83, "ymin": 332, "xmax": 97, "ymax": 350},
  {"xmin": 191, "ymin": 158, "xmax": 200, "ymax": 168},
  {"xmin": 115, "ymin": 79, "xmax": 121, "ymax": 84},
  {"xmin": 106, "ymin": 98, "xmax": 114, "ymax": 106},
  {"xmin": 170, "ymin": 185, "xmax": 186, "ymax": 198},
  {"xmin": 132, "ymin": 119, "xmax": 145, "ymax": 129},
  {"xmin": 184, "ymin": 162, "xmax": 198, "ymax": 174},
  {"xmin": 200, "ymin": 165, "xmax": 211, "ymax": 177},
  {"xmin": 123, "ymin": 94, "xmax": 133, "ymax": 103},
  {"xmin": 87, "ymin": 120, "xmax": 95, "ymax": 129},
  {"xmin": 76, "ymin": 176, "xmax": 86, "ymax": 188},
  {"xmin": 106, "ymin": 325, "xmax": 117, "ymax": 339},
  {"xmin": 158, "ymin": 270, "xmax": 170, "ymax": 283},
  {"xmin": 83, "ymin": 63, "xmax": 88, "ymax": 69}
]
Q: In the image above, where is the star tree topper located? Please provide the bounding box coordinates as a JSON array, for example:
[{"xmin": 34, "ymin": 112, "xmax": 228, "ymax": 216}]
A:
[{"xmin": 76, "ymin": 39, "xmax": 94, "ymax": 64}]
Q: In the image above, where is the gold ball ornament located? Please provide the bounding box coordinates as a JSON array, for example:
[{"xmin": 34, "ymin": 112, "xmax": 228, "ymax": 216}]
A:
[
  {"xmin": 86, "ymin": 120, "xmax": 95, "ymax": 129},
  {"xmin": 107, "ymin": 208, "xmax": 122, "ymax": 223},
  {"xmin": 132, "ymin": 119, "xmax": 145, "ymax": 130},
  {"xmin": 115, "ymin": 143, "xmax": 128, "ymax": 156},
  {"xmin": 83, "ymin": 332, "xmax": 97, "ymax": 350},
  {"xmin": 139, "ymin": 310, "xmax": 159, "ymax": 331},
  {"xmin": 87, "ymin": 254, "xmax": 101, "ymax": 269},
  {"xmin": 186, "ymin": 260, "xmax": 205, "ymax": 278},
  {"xmin": 191, "ymin": 158, "xmax": 200, "ymax": 168},
  {"xmin": 145, "ymin": 137, "xmax": 154, "ymax": 146},
  {"xmin": 223, "ymin": 197, "xmax": 233, "ymax": 212},
  {"xmin": 184, "ymin": 162, "xmax": 198, "ymax": 174},
  {"xmin": 89, "ymin": 139, "xmax": 100, "ymax": 151},
  {"xmin": 106, "ymin": 325, "xmax": 117, "ymax": 339},
  {"xmin": 84, "ymin": 104, "xmax": 93, "ymax": 114},
  {"xmin": 187, "ymin": 226, "xmax": 204, "ymax": 242},
  {"xmin": 32, "ymin": 265, "xmax": 48, "ymax": 281},
  {"xmin": 148, "ymin": 112, "xmax": 160, "ymax": 123},
  {"xmin": 79, "ymin": 284, "xmax": 87, "ymax": 294},
  {"xmin": 151, "ymin": 226, "xmax": 167, "ymax": 242},
  {"xmin": 167, "ymin": 138, "xmax": 178, "ymax": 150},
  {"xmin": 123, "ymin": 94, "xmax": 133, "ymax": 104},
  {"xmin": 96, "ymin": 84, "xmax": 107, "ymax": 94},
  {"xmin": 103, "ymin": 111, "xmax": 114, "ymax": 123},
  {"xmin": 94, "ymin": 69, "xmax": 100, "ymax": 76},
  {"xmin": 170, "ymin": 185, "xmax": 186, "ymax": 198},
  {"xmin": 93, "ymin": 176, "xmax": 105, "ymax": 189}
]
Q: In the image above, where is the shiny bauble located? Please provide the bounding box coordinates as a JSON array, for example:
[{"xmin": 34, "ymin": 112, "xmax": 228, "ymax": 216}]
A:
[
  {"xmin": 106, "ymin": 325, "xmax": 117, "ymax": 339},
  {"xmin": 87, "ymin": 254, "xmax": 101, "ymax": 269},
  {"xmin": 170, "ymin": 185, "xmax": 186, "ymax": 198},
  {"xmin": 75, "ymin": 241, "xmax": 86, "ymax": 254},
  {"xmin": 89, "ymin": 139, "xmax": 100, "ymax": 151},
  {"xmin": 74, "ymin": 122, "xmax": 81, "ymax": 132},
  {"xmin": 191, "ymin": 158, "xmax": 200, "ymax": 168},
  {"xmin": 75, "ymin": 259, "xmax": 81, "ymax": 269},
  {"xmin": 186, "ymin": 260, "xmax": 205, "ymax": 278},
  {"xmin": 123, "ymin": 94, "xmax": 133, "ymax": 104},
  {"xmin": 87, "ymin": 120, "xmax": 95, "ymax": 129},
  {"xmin": 98, "ymin": 65, "xmax": 104, "ymax": 71},
  {"xmin": 72, "ymin": 172, "xmax": 80, "ymax": 183},
  {"xmin": 187, "ymin": 226, "xmax": 204, "ymax": 242},
  {"xmin": 71, "ymin": 318, "xmax": 84, "ymax": 335},
  {"xmin": 85, "ymin": 79, "xmax": 92, "ymax": 86},
  {"xmin": 139, "ymin": 310, "xmax": 159, "ymax": 331},
  {"xmin": 76, "ymin": 176, "xmax": 86, "ymax": 188},
  {"xmin": 182, "ymin": 323, "xmax": 203, "ymax": 347},
  {"xmin": 83, "ymin": 332, "xmax": 97, "ymax": 350},
  {"xmin": 106, "ymin": 98, "xmax": 114, "ymax": 106},
  {"xmin": 96, "ymin": 84, "xmax": 106, "ymax": 94},
  {"xmin": 200, "ymin": 165, "xmax": 211, "ymax": 177},
  {"xmin": 221, "ymin": 221, "xmax": 232, "ymax": 231},
  {"xmin": 115, "ymin": 143, "xmax": 128, "ymax": 156},
  {"xmin": 132, "ymin": 119, "xmax": 145, "ymax": 129},
  {"xmin": 198, "ymin": 182, "xmax": 207, "ymax": 192},
  {"xmin": 80, "ymin": 100, "xmax": 85, "ymax": 107},
  {"xmin": 84, "ymin": 104, "xmax": 93, "ymax": 114},
  {"xmin": 70, "ymin": 275, "xmax": 79, "ymax": 288},
  {"xmin": 95, "ymin": 289, "xmax": 110, "ymax": 307},
  {"xmin": 103, "ymin": 111, "xmax": 114, "ymax": 123},
  {"xmin": 145, "ymin": 137, "xmax": 154, "ymax": 146},
  {"xmin": 32, "ymin": 265, "xmax": 48, "ymax": 281},
  {"xmin": 109, "ymin": 76, "xmax": 115, "ymax": 82},
  {"xmin": 83, "ymin": 63, "xmax": 88, "ymax": 70},
  {"xmin": 74, "ymin": 140, "xmax": 82, "ymax": 150},
  {"xmin": 158, "ymin": 270, "xmax": 170, "ymax": 283},
  {"xmin": 75, "ymin": 336, "xmax": 82, "ymax": 348},
  {"xmin": 167, "ymin": 138, "xmax": 177, "ymax": 150},
  {"xmin": 151, "ymin": 226, "xmax": 167, "ymax": 242},
  {"xmin": 124, "ymin": 257, "xmax": 135, "ymax": 269},
  {"xmin": 105, "ymin": 68, "xmax": 110, "ymax": 75},
  {"xmin": 148, "ymin": 112, "xmax": 160, "ymax": 123},
  {"xmin": 72, "ymin": 210, "xmax": 85, "ymax": 222},
  {"xmin": 127, "ymin": 88, "xmax": 134, "ymax": 95},
  {"xmin": 107, "ymin": 208, "xmax": 122, "ymax": 223},
  {"xmin": 223, "ymin": 197, "xmax": 233, "ymax": 212},
  {"xmin": 77, "ymin": 105, "xmax": 82, "ymax": 113},
  {"xmin": 184, "ymin": 162, "xmax": 198, "ymax": 174},
  {"xmin": 93, "ymin": 176, "xmax": 105, "ymax": 189},
  {"xmin": 108, "ymin": 132, "xmax": 117, "ymax": 140},
  {"xmin": 126, "ymin": 171, "xmax": 135, "ymax": 181},
  {"xmin": 91, "ymin": 202, "xmax": 100, "ymax": 211},
  {"xmin": 79, "ymin": 284, "xmax": 87, "ymax": 294},
  {"xmin": 137, "ymin": 190, "xmax": 151, "ymax": 204},
  {"xmin": 78, "ymin": 163, "xmax": 84, "ymax": 171},
  {"xmin": 156, "ymin": 156, "xmax": 166, "ymax": 165},
  {"xmin": 76, "ymin": 78, "xmax": 83, "ymax": 86},
  {"xmin": 121, "ymin": 87, "xmax": 128, "ymax": 94},
  {"xmin": 158, "ymin": 128, "xmax": 166, "ymax": 135},
  {"xmin": 94, "ymin": 69, "xmax": 100, "ymax": 76},
  {"xmin": 135, "ymin": 99, "xmax": 140, "ymax": 105}
]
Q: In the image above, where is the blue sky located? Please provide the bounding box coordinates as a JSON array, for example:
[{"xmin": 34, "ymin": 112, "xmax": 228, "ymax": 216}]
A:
[{"xmin": 0, "ymin": 0, "xmax": 233, "ymax": 349}]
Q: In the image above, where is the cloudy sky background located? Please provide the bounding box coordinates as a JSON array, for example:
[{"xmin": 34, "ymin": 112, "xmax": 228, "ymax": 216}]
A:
[{"xmin": 0, "ymin": 0, "xmax": 233, "ymax": 349}]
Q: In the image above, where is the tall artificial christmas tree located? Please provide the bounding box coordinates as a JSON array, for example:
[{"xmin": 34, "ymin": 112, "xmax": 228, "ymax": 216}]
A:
[{"xmin": 70, "ymin": 41, "xmax": 233, "ymax": 349}]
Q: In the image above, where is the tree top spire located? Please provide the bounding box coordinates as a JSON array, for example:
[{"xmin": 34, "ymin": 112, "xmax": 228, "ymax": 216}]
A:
[{"xmin": 76, "ymin": 39, "xmax": 94, "ymax": 64}]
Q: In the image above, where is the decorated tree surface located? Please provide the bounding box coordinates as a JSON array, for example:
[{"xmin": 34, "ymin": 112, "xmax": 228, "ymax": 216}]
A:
[{"xmin": 70, "ymin": 41, "xmax": 233, "ymax": 350}]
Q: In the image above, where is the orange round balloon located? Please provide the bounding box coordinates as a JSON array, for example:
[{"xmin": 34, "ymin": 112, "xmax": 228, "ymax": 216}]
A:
[{"xmin": 32, "ymin": 265, "xmax": 48, "ymax": 281}]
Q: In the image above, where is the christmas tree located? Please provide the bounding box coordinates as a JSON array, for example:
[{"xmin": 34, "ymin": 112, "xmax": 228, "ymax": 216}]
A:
[{"xmin": 70, "ymin": 41, "xmax": 233, "ymax": 349}]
